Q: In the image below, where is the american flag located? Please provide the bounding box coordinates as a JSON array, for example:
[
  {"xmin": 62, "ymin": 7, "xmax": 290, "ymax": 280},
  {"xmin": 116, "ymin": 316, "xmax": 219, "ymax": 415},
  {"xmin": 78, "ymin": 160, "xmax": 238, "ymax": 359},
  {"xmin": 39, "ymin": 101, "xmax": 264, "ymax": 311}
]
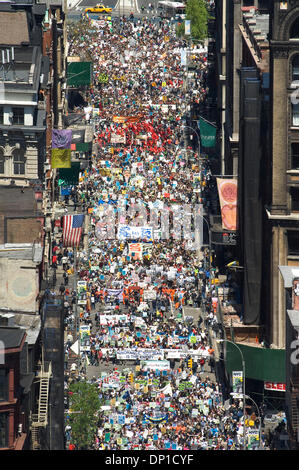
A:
[{"xmin": 62, "ymin": 214, "xmax": 84, "ymax": 248}]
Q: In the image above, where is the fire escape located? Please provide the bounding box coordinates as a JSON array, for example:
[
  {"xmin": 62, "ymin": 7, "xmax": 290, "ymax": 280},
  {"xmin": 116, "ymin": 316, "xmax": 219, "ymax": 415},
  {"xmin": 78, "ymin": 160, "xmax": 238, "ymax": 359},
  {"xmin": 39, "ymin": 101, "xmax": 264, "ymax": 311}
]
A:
[
  {"xmin": 290, "ymin": 378, "xmax": 299, "ymax": 447},
  {"xmin": 30, "ymin": 359, "xmax": 52, "ymax": 450}
]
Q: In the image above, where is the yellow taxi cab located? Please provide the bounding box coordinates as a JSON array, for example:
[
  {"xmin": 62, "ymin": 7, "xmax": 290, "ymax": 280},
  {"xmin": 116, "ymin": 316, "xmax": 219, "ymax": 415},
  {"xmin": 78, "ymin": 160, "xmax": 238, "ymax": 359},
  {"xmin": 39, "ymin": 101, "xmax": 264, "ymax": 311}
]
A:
[{"xmin": 84, "ymin": 4, "xmax": 112, "ymax": 14}]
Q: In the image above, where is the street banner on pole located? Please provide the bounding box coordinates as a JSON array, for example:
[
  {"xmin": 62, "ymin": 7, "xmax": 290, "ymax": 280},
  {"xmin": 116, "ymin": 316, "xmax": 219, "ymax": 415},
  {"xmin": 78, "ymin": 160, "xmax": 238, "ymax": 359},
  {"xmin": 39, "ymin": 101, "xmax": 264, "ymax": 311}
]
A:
[
  {"xmin": 232, "ymin": 371, "xmax": 243, "ymax": 398},
  {"xmin": 185, "ymin": 20, "xmax": 191, "ymax": 35},
  {"xmin": 199, "ymin": 117, "xmax": 217, "ymax": 147},
  {"xmin": 217, "ymin": 178, "xmax": 238, "ymax": 231}
]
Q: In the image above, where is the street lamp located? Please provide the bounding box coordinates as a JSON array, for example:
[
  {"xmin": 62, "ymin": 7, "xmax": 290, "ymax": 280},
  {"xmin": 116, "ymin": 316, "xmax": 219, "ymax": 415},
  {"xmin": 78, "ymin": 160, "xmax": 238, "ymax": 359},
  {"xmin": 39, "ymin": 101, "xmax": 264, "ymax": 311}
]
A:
[
  {"xmin": 181, "ymin": 125, "xmax": 203, "ymax": 175},
  {"xmin": 181, "ymin": 124, "xmax": 200, "ymax": 151},
  {"xmin": 217, "ymin": 338, "xmax": 246, "ymax": 450},
  {"xmin": 195, "ymin": 212, "xmax": 211, "ymax": 271},
  {"xmin": 230, "ymin": 393, "xmax": 263, "ymax": 450}
]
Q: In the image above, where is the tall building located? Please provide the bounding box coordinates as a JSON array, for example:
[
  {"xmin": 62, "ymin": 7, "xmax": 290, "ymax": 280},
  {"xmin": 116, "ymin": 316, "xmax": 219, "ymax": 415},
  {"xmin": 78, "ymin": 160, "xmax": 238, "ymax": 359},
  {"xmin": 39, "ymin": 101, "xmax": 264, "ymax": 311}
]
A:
[
  {"xmin": 0, "ymin": 0, "xmax": 67, "ymax": 451},
  {"xmin": 214, "ymin": 0, "xmax": 288, "ymax": 426}
]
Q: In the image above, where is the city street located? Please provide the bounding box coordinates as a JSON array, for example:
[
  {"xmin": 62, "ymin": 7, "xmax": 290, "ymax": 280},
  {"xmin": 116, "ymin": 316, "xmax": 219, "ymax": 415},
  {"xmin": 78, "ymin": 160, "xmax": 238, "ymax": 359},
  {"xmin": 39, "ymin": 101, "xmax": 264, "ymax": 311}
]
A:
[{"xmin": 59, "ymin": 2, "xmax": 269, "ymax": 451}]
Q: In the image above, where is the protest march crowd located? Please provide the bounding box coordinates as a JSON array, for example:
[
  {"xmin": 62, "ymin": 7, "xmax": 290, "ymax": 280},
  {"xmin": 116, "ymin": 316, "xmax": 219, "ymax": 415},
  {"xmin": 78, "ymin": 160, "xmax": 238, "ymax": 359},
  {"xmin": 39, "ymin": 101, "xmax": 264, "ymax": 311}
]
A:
[{"xmin": 60, "ymin": 8, "xmax": 268, "ymax": 451}]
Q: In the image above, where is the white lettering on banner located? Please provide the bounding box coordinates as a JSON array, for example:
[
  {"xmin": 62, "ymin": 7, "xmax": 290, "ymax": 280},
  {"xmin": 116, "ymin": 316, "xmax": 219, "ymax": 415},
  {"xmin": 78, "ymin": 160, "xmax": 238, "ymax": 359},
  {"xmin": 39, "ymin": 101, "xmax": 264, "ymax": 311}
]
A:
[
  {"xmin": 117, "ymin": 225, "xmax": 153, "ymax": 241},
  {"xmin": 264, "ymin": 382, "xmax": 286, "ymax": 392},
  {"xmin": 142, "ymin": 360, "xmax": 170, "ymax": 370}
]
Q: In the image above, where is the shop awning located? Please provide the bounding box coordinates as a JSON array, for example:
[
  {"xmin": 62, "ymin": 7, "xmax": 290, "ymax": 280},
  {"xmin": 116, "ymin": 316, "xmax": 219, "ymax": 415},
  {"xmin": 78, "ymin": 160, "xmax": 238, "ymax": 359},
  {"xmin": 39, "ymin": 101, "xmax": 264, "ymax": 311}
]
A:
[
  {"xmin": 225, "ymin": 342, "xmax": 285, "ymax": 383},
  {"xmin": 67, "ymin": 61, "xmax": 92, "ymax": 87}
]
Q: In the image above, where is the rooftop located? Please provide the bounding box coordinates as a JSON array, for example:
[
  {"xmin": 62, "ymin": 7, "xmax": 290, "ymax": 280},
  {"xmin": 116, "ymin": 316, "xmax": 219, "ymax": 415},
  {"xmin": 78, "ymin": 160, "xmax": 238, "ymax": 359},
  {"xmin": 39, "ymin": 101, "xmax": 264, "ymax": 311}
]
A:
[
  {"xmin": 0, "ymin": 325, "xmax": 26, "ymax": 350},
  {"xmin": 0, "ymin": 186, "xmax": 37, "ymax": 216},
  {"xmin": 0, "ymin": 11, "xmax": 29, "ymax": 46}
]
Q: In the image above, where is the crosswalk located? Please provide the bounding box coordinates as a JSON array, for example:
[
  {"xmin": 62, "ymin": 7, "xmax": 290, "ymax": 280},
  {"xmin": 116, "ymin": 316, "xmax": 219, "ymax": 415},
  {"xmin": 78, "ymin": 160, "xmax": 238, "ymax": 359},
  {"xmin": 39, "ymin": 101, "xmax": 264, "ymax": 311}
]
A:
[{"xmin": 114, "ymin": 0, "xmax": 140, "ymax": 14}]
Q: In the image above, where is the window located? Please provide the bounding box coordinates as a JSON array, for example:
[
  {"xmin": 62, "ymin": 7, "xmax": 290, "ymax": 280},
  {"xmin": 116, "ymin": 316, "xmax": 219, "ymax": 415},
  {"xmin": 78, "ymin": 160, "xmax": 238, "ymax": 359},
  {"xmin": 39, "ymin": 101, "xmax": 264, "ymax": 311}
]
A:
[
  {"xmin": 291, "ymin": 143, "xmax": 299, "ymax": 169},
  {"xmin": 0, "ymin": 413, "xmax": 9, "ymax": 448},
  {"xmin": 0, "ymin": 150, "xmax": 4, "ymax": 174},
  {"xmin": 290, "ymin": 17, "xmax": 299, "ymax": 39},
  {"xmin": 12, "ymin": 108, "xmax": 24, "ymax": 126},
  {"xmin": 0, "ymin": 107, "xmax": 3, "ymax": 125},
  {"xmin": 0, "ymin": 369, "xmax": 8, "ymax": 402},
  {"xmin": 292, "ymin": 55, "xmax": 299, "ymax": 84},
  {"xmin": 288, "ymin": 231, "xmax": 299, "ymax": 255},
  {"xmin": 290, "ymin": 187, "xmax": 299, "ymax": 211},
  {"xmin": 292, "ymin": 103, "xmax": 299, "ymax": 126},
  {"xmin": 13, "ymin": 149, "xmax": 25, "ymax": 175}
]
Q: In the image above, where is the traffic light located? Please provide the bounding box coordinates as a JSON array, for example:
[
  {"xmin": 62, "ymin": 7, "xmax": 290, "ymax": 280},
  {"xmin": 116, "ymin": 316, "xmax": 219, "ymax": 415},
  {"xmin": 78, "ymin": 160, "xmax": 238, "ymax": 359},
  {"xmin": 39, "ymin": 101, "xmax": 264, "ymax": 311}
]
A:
[
  {"xmin": 128, "ymin": 373, "xmax": 134, "ymax": 383},
  {"xmin": 188, "ymin": 358, "xmax": 193, "ymax": 369}
]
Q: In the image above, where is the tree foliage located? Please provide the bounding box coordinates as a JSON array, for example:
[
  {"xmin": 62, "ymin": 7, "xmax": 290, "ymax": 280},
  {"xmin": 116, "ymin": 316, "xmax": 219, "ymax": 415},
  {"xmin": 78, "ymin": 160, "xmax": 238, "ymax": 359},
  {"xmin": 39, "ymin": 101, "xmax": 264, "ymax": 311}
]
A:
[
  {"xmin": 68, "ymin": 381, "xmax": 101, "ymax": 449},
  {"xmin": 177, "ymin": 0, "xmax": 209, "ymax": 42}
]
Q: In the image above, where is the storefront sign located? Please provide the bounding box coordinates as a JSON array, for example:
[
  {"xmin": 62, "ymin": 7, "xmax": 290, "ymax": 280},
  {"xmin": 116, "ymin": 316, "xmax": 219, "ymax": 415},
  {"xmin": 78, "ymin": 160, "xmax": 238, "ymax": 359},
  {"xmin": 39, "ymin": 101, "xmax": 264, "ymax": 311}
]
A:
[{"xmin": 264, "ymin": 382, "xmax": 286, "ymax": 392}]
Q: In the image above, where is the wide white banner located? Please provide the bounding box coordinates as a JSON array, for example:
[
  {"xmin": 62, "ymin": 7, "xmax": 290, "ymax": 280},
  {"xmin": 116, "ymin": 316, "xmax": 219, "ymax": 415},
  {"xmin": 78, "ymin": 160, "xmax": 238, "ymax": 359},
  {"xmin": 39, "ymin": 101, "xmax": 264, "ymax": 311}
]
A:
[{"xmin": 117, "ymin": 225, "xmax": 153, "ymax": 241}]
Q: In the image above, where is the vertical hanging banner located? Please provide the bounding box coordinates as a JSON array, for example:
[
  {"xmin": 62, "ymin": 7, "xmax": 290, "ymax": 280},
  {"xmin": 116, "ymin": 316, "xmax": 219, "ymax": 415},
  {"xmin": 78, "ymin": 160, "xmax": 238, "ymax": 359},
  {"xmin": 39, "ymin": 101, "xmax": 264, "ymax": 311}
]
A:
[
  {"xmin": 52, "ymin": 129, "xmax": 72, "ymax": 149},
  {"xmin": 51, "ymin": 129, "xmax": 72, "ymax": 168},
  {"xmin": 185, "ymin": 20, "xmax": 191, "ymax": 35},
  {"xmin": 180, "ymin": 49, "xmax": 187, "ymax": 67},
  {"xmin": 232, "ymin": 371, "xmax": 243, "ymax": 397},
  {"xmin": 199, "ymin": 117, "xmax": 217, "ymax": 148},
  {"xmin": 51, "ymin": 149, "xmax": 71, "ymax": 168},
  {"xmin": 217, "ymin": 178, "xmax": 238, "ymax": 231}
]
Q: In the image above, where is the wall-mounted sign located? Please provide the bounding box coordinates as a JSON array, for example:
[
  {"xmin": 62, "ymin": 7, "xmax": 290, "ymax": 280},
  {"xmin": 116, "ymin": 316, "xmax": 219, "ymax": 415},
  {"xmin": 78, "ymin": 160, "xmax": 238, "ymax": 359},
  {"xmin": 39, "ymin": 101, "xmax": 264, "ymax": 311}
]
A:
[{"xmin": 264, "ymin": 382, "xmax": 286, "ymax": 392}]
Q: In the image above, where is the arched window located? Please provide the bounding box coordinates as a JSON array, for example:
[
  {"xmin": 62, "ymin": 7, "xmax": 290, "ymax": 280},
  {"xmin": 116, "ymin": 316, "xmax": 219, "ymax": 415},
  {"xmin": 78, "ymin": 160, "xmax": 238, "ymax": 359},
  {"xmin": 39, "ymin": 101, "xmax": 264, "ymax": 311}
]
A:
[
  {"xmin": 0, "ymin": 149, "xmax": 4, "ymax": 174},
  {"xmin": 12, "ymin": 149, "xmax": 25, "ymax": 175},
  {"xmin": 290, "ymin": 17, "xmax": 299, "ymax": 39},
  {"xmin": 292, "ymin": 55, "xmax": 299, "ymax": 83}
]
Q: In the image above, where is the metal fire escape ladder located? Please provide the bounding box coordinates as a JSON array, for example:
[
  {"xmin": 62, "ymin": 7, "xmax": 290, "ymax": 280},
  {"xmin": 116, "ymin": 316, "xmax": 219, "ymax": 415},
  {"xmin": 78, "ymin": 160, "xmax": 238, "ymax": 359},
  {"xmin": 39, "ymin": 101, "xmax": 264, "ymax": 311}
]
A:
[{"xmin": 30, "ymin": 360, "xmax": 52, "ymax": 450}]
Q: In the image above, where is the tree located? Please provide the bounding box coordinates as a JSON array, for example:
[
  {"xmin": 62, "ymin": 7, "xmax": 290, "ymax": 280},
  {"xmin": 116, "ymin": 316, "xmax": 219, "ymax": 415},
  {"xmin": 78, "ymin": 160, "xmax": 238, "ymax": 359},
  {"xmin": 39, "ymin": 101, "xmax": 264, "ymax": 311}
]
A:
[
  {"xmin": 68, "ymin": 381, "xmax": 101, "ymax": 449},
  {"xmin": 177, "ymin": 0, "xmax": 209, "ymax": 42}
]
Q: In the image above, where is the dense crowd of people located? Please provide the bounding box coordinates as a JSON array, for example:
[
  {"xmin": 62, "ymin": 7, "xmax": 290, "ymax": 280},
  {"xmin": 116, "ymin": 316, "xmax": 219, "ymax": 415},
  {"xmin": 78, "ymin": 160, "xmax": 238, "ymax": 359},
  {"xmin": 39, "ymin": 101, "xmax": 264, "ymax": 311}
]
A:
[{"xmin": 61, "ymin": 10, "xmax": 266, "ymax": 451}]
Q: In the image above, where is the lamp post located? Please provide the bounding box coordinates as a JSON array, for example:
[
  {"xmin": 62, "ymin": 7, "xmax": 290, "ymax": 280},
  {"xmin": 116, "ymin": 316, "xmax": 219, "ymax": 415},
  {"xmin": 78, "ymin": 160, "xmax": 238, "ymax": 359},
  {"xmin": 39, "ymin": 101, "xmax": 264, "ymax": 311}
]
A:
[
  {"xmin": 181, "ymin": 124, "xmax": 203, "ymax": 179},
  {"xmin": 230, "ymin": 393, "xmax": 262, "ymax": 450},
  {"xmin": 217, "ymin": 338, "xmax": 246, "ymax": 450},
  {"xmin": 196, "ymin": 213, "xmax": 211, "ymax": 271},
  {"xmin": 181, "ymin": 124, "xmax": 200, "ymax": 154}
]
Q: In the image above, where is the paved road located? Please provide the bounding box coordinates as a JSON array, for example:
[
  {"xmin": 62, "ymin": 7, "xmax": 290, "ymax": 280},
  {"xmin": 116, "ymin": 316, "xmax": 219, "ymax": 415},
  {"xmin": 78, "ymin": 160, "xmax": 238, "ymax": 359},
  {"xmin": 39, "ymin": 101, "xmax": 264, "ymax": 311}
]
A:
[{"xmin": 67, "ymin": 0, "xmax": 162, "ymax": 20}]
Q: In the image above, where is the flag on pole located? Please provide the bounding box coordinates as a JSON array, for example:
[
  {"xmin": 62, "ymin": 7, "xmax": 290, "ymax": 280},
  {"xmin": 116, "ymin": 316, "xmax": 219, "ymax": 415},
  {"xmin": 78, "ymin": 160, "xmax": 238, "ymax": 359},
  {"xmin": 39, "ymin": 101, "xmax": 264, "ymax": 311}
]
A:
[{"xmin": 63, "ymin": 214, "xmax": 84, "ymax": 247}]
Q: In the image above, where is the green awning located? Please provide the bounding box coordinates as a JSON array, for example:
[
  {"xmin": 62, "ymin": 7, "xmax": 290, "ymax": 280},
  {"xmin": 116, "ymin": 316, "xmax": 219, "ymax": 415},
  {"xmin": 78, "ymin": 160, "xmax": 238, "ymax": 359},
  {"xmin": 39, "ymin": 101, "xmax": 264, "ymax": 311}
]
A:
[
  {"xmin": 67, "ymin": 62, "xmax": 92, "ymax": 87},
  {"xmin": 58, "ymin": 162, "xmax": 80, "ymax": 186},
  {"xmin": 225, "ymin": 342, "xmax": 285, "ymax": 383}
]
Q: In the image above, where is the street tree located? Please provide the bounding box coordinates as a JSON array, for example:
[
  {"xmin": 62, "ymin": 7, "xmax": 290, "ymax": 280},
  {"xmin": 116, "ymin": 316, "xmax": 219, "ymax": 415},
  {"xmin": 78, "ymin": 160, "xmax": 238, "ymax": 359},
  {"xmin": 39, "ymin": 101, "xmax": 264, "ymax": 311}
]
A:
[
  {"xmin": 68, "ymin": 381, "xmax": 101, "ymax": 449},
  {"xmin": 177, "ymin": 0, "xmax": 208, "ymax": 42}
]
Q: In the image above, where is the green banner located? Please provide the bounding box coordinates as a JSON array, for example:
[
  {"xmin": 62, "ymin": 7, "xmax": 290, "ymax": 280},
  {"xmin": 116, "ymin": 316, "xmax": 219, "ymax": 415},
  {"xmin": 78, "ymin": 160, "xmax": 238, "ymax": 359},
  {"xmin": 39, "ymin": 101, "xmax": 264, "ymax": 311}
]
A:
[
  {"xmin": 199, "ymin": 118, "xmax": 217, "ymax": 148},
  {"xmin": 58, "ymin": 162, "xmax": 80, "ymax": 186}
]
